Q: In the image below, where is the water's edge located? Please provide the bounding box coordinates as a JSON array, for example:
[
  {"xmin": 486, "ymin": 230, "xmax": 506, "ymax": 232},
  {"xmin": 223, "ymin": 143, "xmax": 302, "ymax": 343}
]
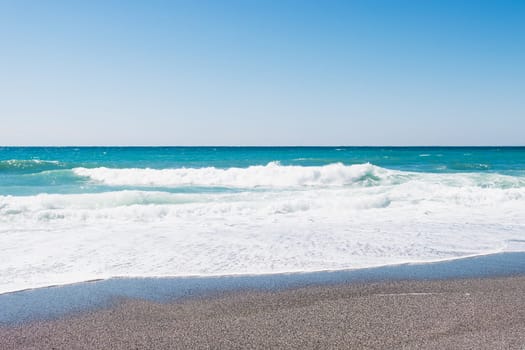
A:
[{"xmin": 1, "ymin": 251, "xmax": 525, "ymax": 326}]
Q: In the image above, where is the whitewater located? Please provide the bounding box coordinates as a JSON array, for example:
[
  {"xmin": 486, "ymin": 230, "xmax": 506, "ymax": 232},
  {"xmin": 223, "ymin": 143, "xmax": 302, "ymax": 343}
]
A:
[{"xmin": 1, "ymin": 147, "xmax": 524, "ymax": 294}]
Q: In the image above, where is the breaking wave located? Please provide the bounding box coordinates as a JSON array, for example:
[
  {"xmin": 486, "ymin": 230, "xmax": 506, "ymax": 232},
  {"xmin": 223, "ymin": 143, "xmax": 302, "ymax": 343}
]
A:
[
  {"xmin": 72, "ymin": 162, "xmax": 398, "ymax": 188},
  {"xmin": 1, "ymin": 161, "xmax": 525, "ymax": 294},
  {"xmin": 72, "ymin": 162, "xmax": 525, "ymax": 189}
]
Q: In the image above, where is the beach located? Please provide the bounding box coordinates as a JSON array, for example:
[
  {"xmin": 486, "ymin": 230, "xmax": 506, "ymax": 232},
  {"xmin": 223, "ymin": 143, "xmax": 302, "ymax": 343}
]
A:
[
  {"xmin": 1, "ymin": 275, "xmax": 525, "ymax": 349},
  {"xmin": 1, "ymin": 253, "xmax": 525, "ymax": 349}
]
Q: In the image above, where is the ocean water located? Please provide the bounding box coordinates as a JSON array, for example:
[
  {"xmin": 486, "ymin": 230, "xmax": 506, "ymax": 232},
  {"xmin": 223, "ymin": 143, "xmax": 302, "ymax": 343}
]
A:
[{"xmin": 1, "ymin": 147, "xmax": 525, "ymax": 294}]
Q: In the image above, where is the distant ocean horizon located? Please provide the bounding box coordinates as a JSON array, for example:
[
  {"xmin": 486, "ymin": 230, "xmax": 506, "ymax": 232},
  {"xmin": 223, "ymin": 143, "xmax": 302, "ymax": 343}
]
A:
[{"xmin": 1, "ymin": 146, "xmax": 524, "ymax": 294}]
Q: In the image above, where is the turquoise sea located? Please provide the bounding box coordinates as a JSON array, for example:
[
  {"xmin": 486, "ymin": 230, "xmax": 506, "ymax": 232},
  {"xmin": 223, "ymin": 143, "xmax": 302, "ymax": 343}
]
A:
[
  {"xmin": 1, "ymin": 147, "xmax": 525, "ymax": 294},
  {"xmin": 2, "ymin": 146, "xmax": 525, "ymax": 195}
]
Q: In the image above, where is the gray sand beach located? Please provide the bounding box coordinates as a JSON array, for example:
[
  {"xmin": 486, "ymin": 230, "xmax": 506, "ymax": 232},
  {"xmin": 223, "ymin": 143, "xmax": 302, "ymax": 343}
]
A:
[{"xmin": 2, "ymin": 276, "xmax": 525, "ymax": 349}]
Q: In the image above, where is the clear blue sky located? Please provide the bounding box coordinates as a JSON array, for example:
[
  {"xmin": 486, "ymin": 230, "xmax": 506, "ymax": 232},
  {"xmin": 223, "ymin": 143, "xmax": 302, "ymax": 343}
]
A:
[{"xmin": 0, "ymin": 0, "xmax": 523, "ymax": 146}]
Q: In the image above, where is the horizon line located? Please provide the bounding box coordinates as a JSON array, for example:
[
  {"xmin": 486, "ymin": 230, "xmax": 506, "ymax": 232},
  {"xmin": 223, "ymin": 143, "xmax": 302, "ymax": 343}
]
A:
[{"xmin": 1, "ymin": 145, "xmax": 525, "ymax": 148}]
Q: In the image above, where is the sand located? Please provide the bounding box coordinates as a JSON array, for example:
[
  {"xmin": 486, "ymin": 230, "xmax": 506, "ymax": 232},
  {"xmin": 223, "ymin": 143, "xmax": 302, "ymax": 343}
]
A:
[{"xmin": 1, "ymin": 276, "xmax": 525, "ymax": 349}]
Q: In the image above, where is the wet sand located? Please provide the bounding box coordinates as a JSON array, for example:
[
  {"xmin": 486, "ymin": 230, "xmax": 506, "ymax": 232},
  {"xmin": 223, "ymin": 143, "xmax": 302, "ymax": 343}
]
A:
[{"xmin": 1, "ymin": 276, "xmax": 525, "ymax": 349}]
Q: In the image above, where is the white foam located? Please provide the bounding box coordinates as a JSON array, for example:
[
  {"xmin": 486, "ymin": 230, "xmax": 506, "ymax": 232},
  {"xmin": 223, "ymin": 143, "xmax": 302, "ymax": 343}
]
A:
[
  {"xmin": 73, "ymin": 162, "xmax": 394, "ymax": 188},
  {"xmin": 72, "ymin": 163, "xmax": 525, "ymax": 190},
  {"xmin": 1, "ymin": 165, "xmax": 525, "ymax": 294}
]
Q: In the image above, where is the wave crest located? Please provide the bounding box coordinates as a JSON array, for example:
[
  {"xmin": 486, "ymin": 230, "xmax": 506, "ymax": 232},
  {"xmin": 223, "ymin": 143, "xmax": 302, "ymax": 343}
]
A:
[{"xmin": 73, "ymin": 162, "xmax": 393, "ymax": 188}]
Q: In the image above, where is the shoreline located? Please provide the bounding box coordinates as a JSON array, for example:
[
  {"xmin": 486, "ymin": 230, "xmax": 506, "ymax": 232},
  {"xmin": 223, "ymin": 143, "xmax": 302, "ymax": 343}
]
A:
[
  {"xmin": 0, "ymin": 249, "xmax": 506, "ymax": 297},
  {"xmin": 2, "ymin": 275, "xmax": 525, "ymax": 349},
  {"xmin": 1, "ymin": 251, "xmax": 525, "ymax": 325}
]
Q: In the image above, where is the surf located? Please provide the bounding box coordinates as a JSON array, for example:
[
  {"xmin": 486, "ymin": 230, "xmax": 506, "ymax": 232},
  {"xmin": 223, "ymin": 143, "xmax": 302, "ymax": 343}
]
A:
[{"xmin": 1, "ymin": 148, "xmax": 525, "ymax": 295}]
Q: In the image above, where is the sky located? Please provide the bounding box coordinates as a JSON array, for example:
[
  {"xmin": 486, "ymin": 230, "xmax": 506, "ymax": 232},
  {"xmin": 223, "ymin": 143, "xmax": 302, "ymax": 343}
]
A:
[{"xmin": 0, "ymin": 0, "xmax": 524, "ymax": 146}]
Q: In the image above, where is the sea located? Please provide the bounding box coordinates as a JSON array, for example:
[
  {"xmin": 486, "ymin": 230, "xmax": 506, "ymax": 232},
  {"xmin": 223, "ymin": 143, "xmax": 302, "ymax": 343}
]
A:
[{"xmin": 1, "ymin": 146, "xmax": 524, "ymax": 294}]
